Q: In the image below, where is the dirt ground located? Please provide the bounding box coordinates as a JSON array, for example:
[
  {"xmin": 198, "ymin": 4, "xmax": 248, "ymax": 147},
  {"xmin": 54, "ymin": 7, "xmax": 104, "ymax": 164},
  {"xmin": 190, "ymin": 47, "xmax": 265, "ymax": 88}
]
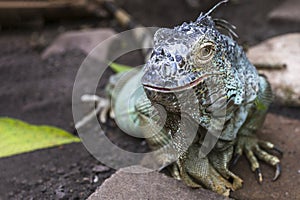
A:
[{"xmin": 0, "ymin": 0, "xmax": 300, "ymax": 199}]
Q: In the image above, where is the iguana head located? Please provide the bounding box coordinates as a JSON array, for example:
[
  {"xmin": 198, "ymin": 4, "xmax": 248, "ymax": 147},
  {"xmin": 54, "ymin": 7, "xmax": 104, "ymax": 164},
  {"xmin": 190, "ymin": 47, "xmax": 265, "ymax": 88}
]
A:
[
  {"xmin": 141, "ymin": 0, "xmax": 245, "ymax": 107},
  {"xmin": 142, "ymin": 20, "xmax": 231, "ymax": 89}
]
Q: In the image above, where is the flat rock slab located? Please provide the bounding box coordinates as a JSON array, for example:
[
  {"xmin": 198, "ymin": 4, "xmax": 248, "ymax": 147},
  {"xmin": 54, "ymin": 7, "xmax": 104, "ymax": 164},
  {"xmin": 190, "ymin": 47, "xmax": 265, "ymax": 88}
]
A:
[
  {"xmin": 268, "ymin": 0, "xmax": 300, "ymax": 23},
  {"xmin": 247, "ymin": 33, "xmax": 300, "ymax": 106},
  {"xmin": 87, "ymin": 165, "xmax": 229, "ymax": 200}
]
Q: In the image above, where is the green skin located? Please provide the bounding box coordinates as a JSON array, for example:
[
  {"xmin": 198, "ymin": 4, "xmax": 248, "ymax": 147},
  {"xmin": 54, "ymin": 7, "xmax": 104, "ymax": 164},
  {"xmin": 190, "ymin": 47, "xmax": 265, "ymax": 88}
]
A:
[{"xmin": 105, "ymin": 7, "xmax": 281, "ymax": 196}]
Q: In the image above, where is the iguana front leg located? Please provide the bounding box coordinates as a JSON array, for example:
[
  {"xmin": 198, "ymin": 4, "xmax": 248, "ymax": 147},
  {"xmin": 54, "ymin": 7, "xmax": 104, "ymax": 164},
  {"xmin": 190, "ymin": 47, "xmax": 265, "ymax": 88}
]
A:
[
  {"xmin": 178, "ymin": 144, "xmax": 234, "ymax": 196},
  {"xmin": 233, "ymin": 76, "xmax": 282, "ymax": 182},
  {"xmin": 161, "ymin": 115, "xmax": 235, "ymax": 196},
  {"xmin": 208, "ymin": 141, "xmax": 243, "ymax": 190}
]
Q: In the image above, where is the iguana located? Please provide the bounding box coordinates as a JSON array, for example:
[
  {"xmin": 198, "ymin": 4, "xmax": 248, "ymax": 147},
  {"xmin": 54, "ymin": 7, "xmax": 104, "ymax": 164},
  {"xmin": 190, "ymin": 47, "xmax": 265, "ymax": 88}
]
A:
[{"xmin": 99, "ymin": 0, "xmax": 282, "ymax": 196}]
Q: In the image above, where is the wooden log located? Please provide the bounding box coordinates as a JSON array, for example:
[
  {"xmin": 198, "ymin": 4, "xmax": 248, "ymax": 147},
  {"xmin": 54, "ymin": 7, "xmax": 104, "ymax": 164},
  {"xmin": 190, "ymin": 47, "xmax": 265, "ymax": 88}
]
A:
[
  {"xmin": 0, "ymin": 0, "xmax": 107, "ymax": 26},
  {"xmin": 0, "ymin": 0, "xmax": 86, "ymax": 9}
]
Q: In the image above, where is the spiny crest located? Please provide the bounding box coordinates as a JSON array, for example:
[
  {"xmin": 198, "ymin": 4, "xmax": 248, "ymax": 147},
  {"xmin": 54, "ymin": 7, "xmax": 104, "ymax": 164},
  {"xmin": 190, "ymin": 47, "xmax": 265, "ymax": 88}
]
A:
[
  {"xmin": 196, "ymin": 0, "xmax": 238, "ymax": 38},
  {"xmin": 196, "ymin": 0, "xmax": 228, "ymax": 23}
]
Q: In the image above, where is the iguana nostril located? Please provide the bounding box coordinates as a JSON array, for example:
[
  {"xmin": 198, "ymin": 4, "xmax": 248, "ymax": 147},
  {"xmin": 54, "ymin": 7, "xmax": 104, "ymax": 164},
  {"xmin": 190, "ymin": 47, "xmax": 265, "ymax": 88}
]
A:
[
  {"xmin": 169, "ymin": 56, "xmax": 174, "ymax": 61},
  {"xmin": 161, "ymin": 48, "xmax": 165, "ymax": 56}
]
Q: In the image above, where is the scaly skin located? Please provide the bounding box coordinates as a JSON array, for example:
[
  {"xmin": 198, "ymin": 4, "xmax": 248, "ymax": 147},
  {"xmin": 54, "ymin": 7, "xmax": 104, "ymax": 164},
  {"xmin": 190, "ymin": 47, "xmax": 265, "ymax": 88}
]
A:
[{"xmin": 104, "ymin": 1, "xmax": 282, "ymax": 196}]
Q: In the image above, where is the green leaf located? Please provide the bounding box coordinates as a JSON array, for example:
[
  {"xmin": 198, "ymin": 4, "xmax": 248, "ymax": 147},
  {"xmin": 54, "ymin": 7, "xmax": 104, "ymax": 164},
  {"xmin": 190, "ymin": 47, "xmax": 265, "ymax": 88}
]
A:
[
  {"xmin": 109, "ymin": 62, "xmax": 132, "ymax": 73},
  {"xmin": 0, "ymin": 117, "xmax": 80, "ymax": 158}
]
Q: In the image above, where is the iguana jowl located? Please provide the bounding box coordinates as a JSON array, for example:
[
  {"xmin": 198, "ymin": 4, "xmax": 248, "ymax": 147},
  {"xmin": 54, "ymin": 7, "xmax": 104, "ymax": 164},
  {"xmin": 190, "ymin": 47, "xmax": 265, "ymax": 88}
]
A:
[{"xmin": 105, "ymin": 0, "xmax": 282, "ymax": 195}]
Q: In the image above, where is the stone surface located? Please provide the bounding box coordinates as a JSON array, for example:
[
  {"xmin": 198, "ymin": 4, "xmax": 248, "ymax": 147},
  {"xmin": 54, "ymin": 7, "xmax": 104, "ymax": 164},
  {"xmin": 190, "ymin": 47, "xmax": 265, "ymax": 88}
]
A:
[
  {"xmin": 268, "ymin": 0, "xmax": 300, "ymax": 23},
  {"xmin": 247, "ymin": 33, "xmax": 300, "ymax": 106},
  {"xmin": 87, "ymin": 165, "xmax": 229, "ymax": 200},
  {"xmin": 42, "ymin": 28, "xmax": 116, "ymax": 59}
]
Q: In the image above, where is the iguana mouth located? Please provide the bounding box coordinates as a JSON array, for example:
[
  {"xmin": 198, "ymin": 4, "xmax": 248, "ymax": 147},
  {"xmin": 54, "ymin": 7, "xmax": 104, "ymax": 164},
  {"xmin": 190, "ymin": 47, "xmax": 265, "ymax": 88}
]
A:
[{"xmin": 143, "ymin": 74, "xmax": 209, "ymax": 92}]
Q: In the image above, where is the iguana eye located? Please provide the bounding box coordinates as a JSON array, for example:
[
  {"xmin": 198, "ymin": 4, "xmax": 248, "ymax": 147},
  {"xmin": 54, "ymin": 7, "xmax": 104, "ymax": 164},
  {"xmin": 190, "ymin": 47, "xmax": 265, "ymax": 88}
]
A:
[
  {"xmin": 200, "ymin": 46, "xmax": 211, "ymax": 57},
  {"xmin": 191, "ymin": 41, "xmax": 216, "ymax": 66},
  {"xmin": 198, "ymin": 43, "xmax": 215, "ymax": 61}
]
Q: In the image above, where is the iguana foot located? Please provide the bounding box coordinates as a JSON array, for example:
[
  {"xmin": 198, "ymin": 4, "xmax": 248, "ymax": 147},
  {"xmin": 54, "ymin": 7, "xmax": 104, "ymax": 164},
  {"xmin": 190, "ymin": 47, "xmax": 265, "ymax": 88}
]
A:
[
  {"xmin": 209, "ymin": 145, "xmax": 243, "ymax": 190},
  {"xmin": 233, "ymin": 135, "xmax": 281, "ymax": 183},
  {"xmin": 75, "ymin": 94, "xmax": 113, "ymax": 129},
  {"xmin": 177, "ymin": 145, "xmax": 234, "ymax": 196}
]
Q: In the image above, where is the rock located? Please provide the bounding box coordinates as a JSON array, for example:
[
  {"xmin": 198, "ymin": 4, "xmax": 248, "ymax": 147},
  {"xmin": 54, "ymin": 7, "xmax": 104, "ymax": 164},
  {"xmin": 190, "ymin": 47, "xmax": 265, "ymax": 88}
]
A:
[
  {"xmin": 185, "ymin": 0, "xmax": 220, "ymax": 9},
  {"xmin": 87, "ymin": 165, "xmax": 229, "ymax": 200},
  {"xmin": 42, "ymin": 28, "xmax": 116, "ymax": 60},
  {"xmin": 247, "ymin": 33, "xmax": 300, "ymax": 106},
  {"xmin": 92, "ymin": 164, "xmax": 110, "ymax": 173},
  {"xmin": 55, "ymin": 185, "xmax": 66, "ymax": 199},
  {"xmin": 268, "ymin": 0, "xmax": 300, "ymax": 23}
]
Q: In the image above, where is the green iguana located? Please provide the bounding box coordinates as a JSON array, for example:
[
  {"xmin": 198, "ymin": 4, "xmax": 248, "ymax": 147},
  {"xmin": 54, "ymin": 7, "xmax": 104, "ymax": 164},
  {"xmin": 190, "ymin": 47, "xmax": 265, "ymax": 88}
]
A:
[{"xmin": 100, "ymin": 0, "xmax": 282, "ymax": 196}]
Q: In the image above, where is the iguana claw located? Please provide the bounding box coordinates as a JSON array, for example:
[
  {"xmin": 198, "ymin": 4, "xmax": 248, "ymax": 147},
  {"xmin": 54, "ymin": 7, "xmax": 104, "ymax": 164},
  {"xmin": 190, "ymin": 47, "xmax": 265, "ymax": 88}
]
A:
[
  {"xmin": 255, "ymin": 168, "xmax": 263, "ymax": 184},
  {"xmin": 231, "ymin": 153, "xmax": 241, "ymax": 167},
  {"xmin": 273, "ymin": 147, "xmax": 283, "ymax": 156},
  {"xmin": 273, "ymin": 163, "xmax": 281, "ymax": 181}
]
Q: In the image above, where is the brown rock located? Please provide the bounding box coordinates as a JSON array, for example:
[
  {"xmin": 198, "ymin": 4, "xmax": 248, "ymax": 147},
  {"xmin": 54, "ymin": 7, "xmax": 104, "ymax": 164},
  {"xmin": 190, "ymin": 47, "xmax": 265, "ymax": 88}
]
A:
[
  {"xmin": 42, "ymin": 28, "xmax": 116, "ymax": 59},
  {"xmin": 87, "ymin": 165, "xmax": 229, "ymax": 200},
  {"xmin": 247, "ymin": 33, "xmax": 300, "ymax": 106},
  {"xmin": 92, "ymin": 165, "xmax": 110, "ymax": 173},
  {"xmin": 268, "ymin": 0, "xmax": 300, "ymax": 23}
]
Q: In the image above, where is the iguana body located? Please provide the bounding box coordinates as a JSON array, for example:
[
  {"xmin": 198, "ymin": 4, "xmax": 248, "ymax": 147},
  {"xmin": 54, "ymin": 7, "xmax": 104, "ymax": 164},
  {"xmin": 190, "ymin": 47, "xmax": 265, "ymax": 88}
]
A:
[{"xmin": 105, "ymin": 1, "xmax": 281, "ymax": 195}]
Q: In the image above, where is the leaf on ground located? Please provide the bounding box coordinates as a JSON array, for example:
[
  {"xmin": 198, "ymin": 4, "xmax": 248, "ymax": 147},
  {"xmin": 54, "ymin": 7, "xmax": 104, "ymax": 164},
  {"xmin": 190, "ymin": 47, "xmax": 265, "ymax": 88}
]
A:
[
  {"xmin": 0, "ymin": 117, "xmax": 80, "ymax": 158},
  {"xmin": 109, "ymin": 62, "xmax": 132, "ymax": 73}
]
